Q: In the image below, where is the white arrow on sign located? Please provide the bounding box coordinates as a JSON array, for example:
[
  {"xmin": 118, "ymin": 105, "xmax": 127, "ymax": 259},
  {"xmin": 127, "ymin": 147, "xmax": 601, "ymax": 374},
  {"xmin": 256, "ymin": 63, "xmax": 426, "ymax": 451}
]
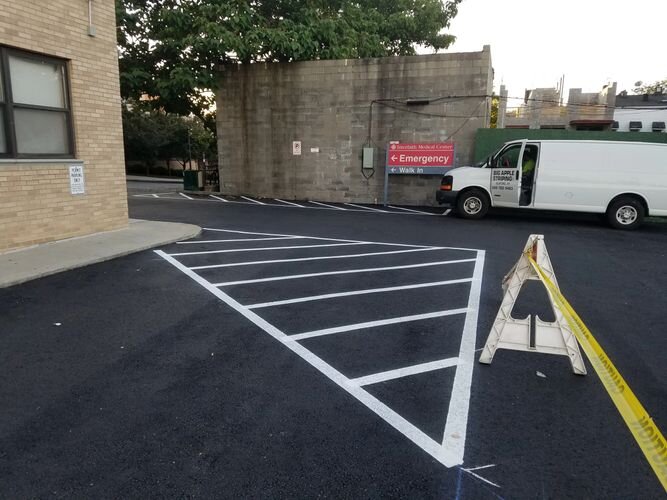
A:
[{"xmin": 391, "ymin": 155, "xmax": 398, "ymax": 161}]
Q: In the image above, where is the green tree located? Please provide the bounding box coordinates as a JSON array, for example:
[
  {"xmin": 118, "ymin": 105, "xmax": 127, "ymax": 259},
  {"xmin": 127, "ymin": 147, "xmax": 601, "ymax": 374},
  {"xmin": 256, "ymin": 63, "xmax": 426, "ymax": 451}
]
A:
[
  {"xmin": 116, "ymin": 0, "xmax": 462, "ymax": 117},
  {"xmin": 633, "ymin": 78, "xmax": 667, "ymax": 94},
  {"xmin": 489, "ymin": 94, "xmax": 499, "ymax": 128},
  {"xmin": 122, "ymin": 102, "xmax": 215, "ymax": 175}
]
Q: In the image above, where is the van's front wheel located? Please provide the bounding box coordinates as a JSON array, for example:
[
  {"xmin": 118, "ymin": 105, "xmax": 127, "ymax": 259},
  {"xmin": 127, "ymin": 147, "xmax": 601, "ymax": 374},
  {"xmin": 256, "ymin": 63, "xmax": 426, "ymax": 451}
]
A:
[
  {"xmin": 606, "ymin": 196, "xmax": 645, "ymax": 230},
  {"xmin": 456, "ymin": 189, "xmax": 489, "ymax": 219}
]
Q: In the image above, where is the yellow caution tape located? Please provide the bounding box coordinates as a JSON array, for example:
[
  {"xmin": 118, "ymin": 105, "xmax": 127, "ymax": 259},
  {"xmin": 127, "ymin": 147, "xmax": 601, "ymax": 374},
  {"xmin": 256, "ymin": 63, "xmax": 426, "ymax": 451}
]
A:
[{"xmin": 526, "ymin": 252, "xmax": 667, "ymax": 492}]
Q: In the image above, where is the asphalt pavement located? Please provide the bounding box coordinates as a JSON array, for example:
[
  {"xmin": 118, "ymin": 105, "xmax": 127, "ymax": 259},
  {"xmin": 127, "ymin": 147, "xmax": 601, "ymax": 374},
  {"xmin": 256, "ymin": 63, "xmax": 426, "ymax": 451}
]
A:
[{"xmin": 1, "ymin": 192, "xmax": 665, "ymax": 498}]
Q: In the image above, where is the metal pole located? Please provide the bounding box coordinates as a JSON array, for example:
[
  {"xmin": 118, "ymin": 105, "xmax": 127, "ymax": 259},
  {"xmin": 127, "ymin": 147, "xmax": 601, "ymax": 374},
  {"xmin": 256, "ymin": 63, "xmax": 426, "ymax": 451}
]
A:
[{"xmin": 187, "ymin": 128, "xmax": 192, "ymax": 170}]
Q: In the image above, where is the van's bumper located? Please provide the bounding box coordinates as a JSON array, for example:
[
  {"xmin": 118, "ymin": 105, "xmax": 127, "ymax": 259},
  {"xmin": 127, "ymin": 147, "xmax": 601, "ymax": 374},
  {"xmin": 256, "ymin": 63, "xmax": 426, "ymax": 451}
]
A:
[{"xmin": 436, "ymin": 189, "xmax": 457, "ymax": 205}]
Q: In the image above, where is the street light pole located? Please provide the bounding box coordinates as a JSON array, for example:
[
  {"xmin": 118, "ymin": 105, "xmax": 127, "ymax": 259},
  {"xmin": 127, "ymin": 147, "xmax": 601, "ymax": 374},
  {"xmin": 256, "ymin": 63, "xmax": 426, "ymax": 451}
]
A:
[{"xmin": 187, "ymin": 128, "xmax": 192, "ymax": 170}]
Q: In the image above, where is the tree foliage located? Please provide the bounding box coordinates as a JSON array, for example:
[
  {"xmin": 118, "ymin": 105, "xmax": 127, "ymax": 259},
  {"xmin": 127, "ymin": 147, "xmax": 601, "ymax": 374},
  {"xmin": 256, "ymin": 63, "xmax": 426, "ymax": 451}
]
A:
[
  {"xmin": 116, "ymin": 0, "xmax": 463, "ymax": 116},
  {"xmin": 633, "ymin": 78, "xmax": 667, "ymax": 95},
  {"xmin": 122, "ymin": 102, "xmax": 215, "ymax": 171}
]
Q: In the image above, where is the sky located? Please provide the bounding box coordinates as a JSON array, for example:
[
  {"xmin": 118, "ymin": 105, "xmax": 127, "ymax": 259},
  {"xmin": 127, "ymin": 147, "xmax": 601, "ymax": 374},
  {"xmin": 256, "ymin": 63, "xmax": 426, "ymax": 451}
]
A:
[{"xmin": 436, "ymin": 0, "xmax": 666, "ymax": 105}]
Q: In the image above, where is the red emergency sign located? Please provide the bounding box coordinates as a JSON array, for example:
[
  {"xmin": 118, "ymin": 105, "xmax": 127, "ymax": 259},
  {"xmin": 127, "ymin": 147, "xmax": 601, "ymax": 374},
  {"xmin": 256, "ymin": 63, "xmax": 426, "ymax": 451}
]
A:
[{"xmin": 387, "ymin": 143, "xmax": 455, "ymax": 167}]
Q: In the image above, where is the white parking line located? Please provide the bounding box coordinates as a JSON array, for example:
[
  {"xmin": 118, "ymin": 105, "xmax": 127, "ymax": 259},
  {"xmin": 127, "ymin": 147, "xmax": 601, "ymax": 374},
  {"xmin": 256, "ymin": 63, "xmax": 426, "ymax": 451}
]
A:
[
  {"xmin": 274, "ymin": 198, "xmax": 305, "ymax": 208},
  {"xmin": 309, "ymin": 200, "xmax": 347, "ymax": 210},
  {"xmin": 441, "ymin": 249, "xmax": 485, "ymax": 465},
  {"xmin": 190, "ymin": 247, "xmax": 441, "ymax": 270},
  {"xmin": 245, "ymin": 278, "xmax": 473, "ymax": 309},
  {"xmin": 241, "ymin": 196, "xmax": 265, "ymax": 205},
  {"xmin": 169, "ymin": 242, "xmax": 367, "ymax": 257},
  {"xmin": 288, "ymin": 308, "xmax": 469, "ymax": 341},
  {"xmin": 388, "ymin": 205, "xmax": 435, "ymax": 215},
  {"xmin": 344, "ymin": 203, "xmax": 388, "ymax": 213},
  {"xmin": 176, "ymin": 236, "xmax": 300, "ymax": 245},
  {"xmin": 213, "ymin": 259, "xmax": 477, "ymax": 287},
  {"xmin": 151, "ymin": 194, "xmax": 159, "ymax": 198},
  {"xmin": 350, "ymin": 358, "xmax": 460, "ymax": 386},
  {"xmin": 179, "ymin": 192, "xmax": 194, "ymax": 200},
  {"xmin": 201, "ymin": 228, "xmax": 440, "ymax": 249},
  {"xmin": 210, "ymin": 194, "xmax": 229, "ymax": 202}
]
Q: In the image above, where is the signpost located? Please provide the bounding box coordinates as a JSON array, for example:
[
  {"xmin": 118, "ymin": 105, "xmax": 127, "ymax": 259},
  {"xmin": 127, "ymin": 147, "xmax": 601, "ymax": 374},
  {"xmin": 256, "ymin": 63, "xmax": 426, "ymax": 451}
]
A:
[{"xmin": 383, "ymin": 142, "xmax": 455, "ymax": 205}]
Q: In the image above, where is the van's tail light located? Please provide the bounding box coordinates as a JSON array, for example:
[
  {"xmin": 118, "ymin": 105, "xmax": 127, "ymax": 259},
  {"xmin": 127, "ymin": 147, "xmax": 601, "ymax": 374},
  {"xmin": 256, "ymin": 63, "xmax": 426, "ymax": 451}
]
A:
[{"xmin": 440, "ymin": 175, "xmax": 453, "ymax": 191}]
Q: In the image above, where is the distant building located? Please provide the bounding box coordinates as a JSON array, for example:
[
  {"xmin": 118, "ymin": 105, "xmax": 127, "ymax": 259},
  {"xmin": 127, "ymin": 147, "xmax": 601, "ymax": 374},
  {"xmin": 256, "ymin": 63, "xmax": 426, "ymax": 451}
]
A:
[
  {"xmin": 613, "ymin": 91, "xmax": 667, "ymax": 133},
  {"xmin": 498, "ymin": 83, "xmax": 617, "ymax": 131},
  {"xmin": 0, "ymin": 0, "xmax": 127, "ymax": 252}
]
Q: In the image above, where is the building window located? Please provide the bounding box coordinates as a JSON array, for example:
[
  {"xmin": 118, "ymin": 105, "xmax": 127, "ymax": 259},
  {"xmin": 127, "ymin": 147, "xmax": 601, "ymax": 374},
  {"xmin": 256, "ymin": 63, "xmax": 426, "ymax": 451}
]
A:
[
  {"xmin": 628, "ymin": 121, "xmax": 642, "ymax": 132},
  {"xmin": 0, "ymin": 46, "xmax": 74, "ymax": 158}
]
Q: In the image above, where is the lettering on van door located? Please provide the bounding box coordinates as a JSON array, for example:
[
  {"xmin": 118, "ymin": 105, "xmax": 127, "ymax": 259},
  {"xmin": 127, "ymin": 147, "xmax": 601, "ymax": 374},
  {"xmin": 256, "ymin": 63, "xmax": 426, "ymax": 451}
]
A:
[
  {"xmin": 491, "ymin": 167, "xmax": 520, "ymax": 206},
  {"xmin": 492, "ymin": 169, "xmax": 515, "ymax": 191}
]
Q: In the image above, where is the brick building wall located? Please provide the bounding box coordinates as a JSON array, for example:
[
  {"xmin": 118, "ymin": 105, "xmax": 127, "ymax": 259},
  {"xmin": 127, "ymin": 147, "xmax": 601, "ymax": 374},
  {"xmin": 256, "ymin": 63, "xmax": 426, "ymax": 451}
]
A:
[
  {"xmin": 216, "ymin": 47, "xmax": 493, "ymax": 206},
  {"xmin": 0, "ymin": 0, "xmax": 127, "ymax": 252}
]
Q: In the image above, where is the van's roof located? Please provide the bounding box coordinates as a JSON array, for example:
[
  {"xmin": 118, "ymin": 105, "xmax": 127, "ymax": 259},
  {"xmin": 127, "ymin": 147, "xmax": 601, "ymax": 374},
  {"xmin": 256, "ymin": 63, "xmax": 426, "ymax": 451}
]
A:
[{"xmin": 507, "ymin": 139, "xmax": 667, "ymax": 147}]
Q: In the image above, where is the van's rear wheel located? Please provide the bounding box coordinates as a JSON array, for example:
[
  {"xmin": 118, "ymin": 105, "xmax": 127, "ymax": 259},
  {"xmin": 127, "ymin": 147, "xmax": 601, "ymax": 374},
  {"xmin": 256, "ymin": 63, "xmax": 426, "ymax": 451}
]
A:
[
  {"xmin": 456, "ymin": 189, "xmax": 489, "ymax": 219},
  {"xmin": 606, "ymin": 197, "xmax": 645, "ymax": 230}
]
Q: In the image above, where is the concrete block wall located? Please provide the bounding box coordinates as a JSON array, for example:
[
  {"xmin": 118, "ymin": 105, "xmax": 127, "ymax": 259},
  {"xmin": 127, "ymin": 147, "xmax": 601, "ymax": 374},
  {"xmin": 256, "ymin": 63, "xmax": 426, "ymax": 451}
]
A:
[
  {"xmin": 0, "ymin": 0, "xmax": 127, "ymax": 252},
  {"xmin": 216, "ymin": 47, "xmax": 493, "ymax": 206}
]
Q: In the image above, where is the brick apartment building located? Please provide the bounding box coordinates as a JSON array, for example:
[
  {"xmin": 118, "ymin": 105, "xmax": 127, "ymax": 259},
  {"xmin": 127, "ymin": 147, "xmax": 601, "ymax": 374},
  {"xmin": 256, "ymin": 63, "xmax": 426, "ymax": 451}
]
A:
[{"xmin": 0, "ymin": 0, "xmax": 127, "ymax": 252}]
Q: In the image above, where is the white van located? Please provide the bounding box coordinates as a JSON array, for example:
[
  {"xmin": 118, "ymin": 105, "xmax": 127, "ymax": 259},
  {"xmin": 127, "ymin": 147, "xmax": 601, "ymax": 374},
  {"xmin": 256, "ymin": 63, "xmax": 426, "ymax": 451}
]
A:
[{"xmin": 436, "ymin": 140, "xmax": 667, "ymax": 229}]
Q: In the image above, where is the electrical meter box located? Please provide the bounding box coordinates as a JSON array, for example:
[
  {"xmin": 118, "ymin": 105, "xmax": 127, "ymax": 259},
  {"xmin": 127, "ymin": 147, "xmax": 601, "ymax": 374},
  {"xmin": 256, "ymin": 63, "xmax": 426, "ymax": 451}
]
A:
[{"xmin": 362, "ymin": 148, "xmax": 374, "ymax": 169}]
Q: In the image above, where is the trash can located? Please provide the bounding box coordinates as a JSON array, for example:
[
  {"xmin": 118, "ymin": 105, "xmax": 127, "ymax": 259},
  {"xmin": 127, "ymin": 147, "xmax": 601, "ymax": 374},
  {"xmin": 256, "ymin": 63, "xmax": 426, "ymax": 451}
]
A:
[{"xmin": 183, "ymin": 170, "xmax": 203, "ymax": 191}]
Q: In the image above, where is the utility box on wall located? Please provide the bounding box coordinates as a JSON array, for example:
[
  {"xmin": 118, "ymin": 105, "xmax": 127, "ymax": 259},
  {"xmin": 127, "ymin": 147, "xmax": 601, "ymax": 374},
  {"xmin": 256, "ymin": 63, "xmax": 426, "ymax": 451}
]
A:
[{"xmin": 216, "ymin": 47, "xmax": 493, "ymax": 206}]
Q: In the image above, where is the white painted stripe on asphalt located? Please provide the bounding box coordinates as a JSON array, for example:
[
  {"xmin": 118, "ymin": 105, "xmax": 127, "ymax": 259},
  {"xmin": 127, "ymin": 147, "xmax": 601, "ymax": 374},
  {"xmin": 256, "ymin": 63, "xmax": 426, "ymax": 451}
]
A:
[
  {"xmin": 350, "ymin": 358, "xmax": 460, "ymax": 386},
  {"xmin": 213, "ymin": 259, "xmax": 477, "ymax": 287},
  {"xmin": 245, "ymin": 278, "xmax": 473, "ymax": 309},
  {"xmin": 274, "ymin": 198, "xmax": 305, "ymax": 208},
  {"xmin": 176, "ymin": 236, "xmax": 300, "ymax": 245},
  {"xmin": 461, "ymin": 467, "xmax": 501, "ymax": 488},
  {"xmin": 151, "ymin": 194, "xmax": 159, "ymax": 198},
  {"xmin": 344, "ymin": 203, "xmax": 388, "ymax": 213},
  {"xmin": 388, "ymin": 205, "xmax": 434, "ymax": 215},
  {"xmin": 209, "ymin": 194, "xmax": 229, "ymax": 202},
  {"xmin": 190, "ymin": 247, "xmax": 440, "ymax": 271},
  {"xmin": 442, "ymin": 209, "xmax": 452, "ymax": 216},
  {"xmin": 440, "ymin": 250, "xmax": 485, "ymax": 465},
  {"xmin": 309, "ymin": 200, "xmax": 347, "ymax": 210},
  {"xmin": 179, "ymin": 192, "xmax": 194, "ymax": 200},
  {"xmin": 288, "ymin": 308, "xmax": 469, "ymax": 342},
  {"xmin": 201, "ymin": 228, "xmax": 441, "ymax": 249},
  {"xmin": 241, "ymin": 195, "xmax": 265, "ymax": 205},
  {"xmin": 170, "ymin": 242, "xmax": 367, "ymax": 257},
  {"xmin": 155, "ymin": 249, "xmax": 461, "ymax": 468}
]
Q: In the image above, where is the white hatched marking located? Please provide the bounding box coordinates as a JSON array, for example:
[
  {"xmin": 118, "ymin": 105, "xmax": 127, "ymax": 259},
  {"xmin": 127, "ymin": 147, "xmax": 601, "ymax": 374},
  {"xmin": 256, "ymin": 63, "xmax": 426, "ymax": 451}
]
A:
[
  {"xmin": 190, "ymin": 247, "xmax": 440, "ymax": 271},
  {"xmin": 179, "ymin": 192, "xmax": 194, "ymax": 200},
  {"xmin": 442, "ymin": 209, "xmax": 452, "ymax": 216},
  {"xmin": 209, "ymin": 194, "xmax": 229, "ymax": 202},
  {"xmin": 155, "ymin": 249, "xmax": 462, "ymax": 468},
  {"xmin": 461, "ymin": 467, "xmax": 501, "ymax": 488},
  {"xmin": 344, "ymin": 203, "xmax": 388, "ymax": 213},
  {"xmin": 170, "ymin": 242, "xmax": 366, "ymax": 257},
  {"xmin": 288, "ymin": 308, "xmax": 469, "ymax": 341},
  {"xmin": 309, "ymin": 201, "xmax": 347, "ymax": 210},
  {"xmin": 151, "ymin": 194, "xmax": 159, "ymax": 198},
  {"xmin": 214, "ymin": 259, "xmax": 476, "ymax": 287},
  {"xmin": 246, "ymin": 278, "xmax": 473, "ymax": 309},
  {"xmin": 177, "ymin": 236, "xmax": 300, "ymax": 245},
  {"xmin": 275, "ymin": 198, "xmax": 305, "ymax": 208},
  {"xmin": 241, "ymin": 196, "xmax": 265, "ymax": 205},
  {"xmin": 350, "ymin": 358, "xmax": 460, "ymax": 386},
  {"xmin": 387, "ymin": 205, "xmax": 434, "ymax": 215}
]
